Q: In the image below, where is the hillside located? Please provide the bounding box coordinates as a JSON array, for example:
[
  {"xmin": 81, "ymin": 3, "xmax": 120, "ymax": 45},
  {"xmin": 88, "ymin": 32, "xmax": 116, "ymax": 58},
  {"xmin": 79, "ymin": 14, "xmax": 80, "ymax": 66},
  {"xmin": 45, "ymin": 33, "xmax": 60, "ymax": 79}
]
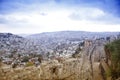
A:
[
  {"xmin": 0, "ymin": 31, "xmax": 120, "ymax": 80},
  {"xmin": 0, "ymin": 33, "xmax": 25, "ymax": 55},
  {"xmin": 0, "ymin": 33, "xmax": 42, "ymax": 57},
  {"xmin": 26, "ymin": 31, "xmax": 119, "ymax": 53},
  {"xmin": 28, "ymin": 31, "xmax": 119, "ymax": 39}
]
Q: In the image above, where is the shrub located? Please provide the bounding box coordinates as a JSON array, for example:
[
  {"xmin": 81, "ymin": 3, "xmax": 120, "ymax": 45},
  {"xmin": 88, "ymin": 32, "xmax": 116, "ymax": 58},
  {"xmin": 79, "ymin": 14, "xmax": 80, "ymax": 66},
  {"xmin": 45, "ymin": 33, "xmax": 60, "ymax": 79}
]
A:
[
  {"xmin": 26, "ymin": 62, "xmax": 34, "ymax": 67},
  {"xmin": 105, "ymin": 39, "xmax": 120, "ymax": 79},
  {"xmin": 21, "ymin": 56, "xmax": 29, "ymax": 62}
]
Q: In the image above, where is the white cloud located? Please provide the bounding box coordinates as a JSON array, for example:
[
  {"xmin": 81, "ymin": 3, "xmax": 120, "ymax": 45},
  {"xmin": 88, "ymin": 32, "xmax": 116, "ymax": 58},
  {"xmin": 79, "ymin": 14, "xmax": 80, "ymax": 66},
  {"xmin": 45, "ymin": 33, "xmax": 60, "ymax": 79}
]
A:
[
  {"xmin": 69, "ymin": 7, "xmax": 105, "ymax": 20},
  {"xmin": 0, "ymin": 5, "xmax": 120, "ymax": 34}
]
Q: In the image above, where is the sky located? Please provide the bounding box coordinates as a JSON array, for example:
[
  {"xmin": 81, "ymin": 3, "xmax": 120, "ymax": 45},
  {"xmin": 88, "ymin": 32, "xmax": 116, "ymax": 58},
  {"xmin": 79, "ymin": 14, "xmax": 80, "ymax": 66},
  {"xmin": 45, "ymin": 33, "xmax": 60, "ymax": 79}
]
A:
[{"xmin": 0, "ymin": 0, "xmax": 120, "ymax": 34}]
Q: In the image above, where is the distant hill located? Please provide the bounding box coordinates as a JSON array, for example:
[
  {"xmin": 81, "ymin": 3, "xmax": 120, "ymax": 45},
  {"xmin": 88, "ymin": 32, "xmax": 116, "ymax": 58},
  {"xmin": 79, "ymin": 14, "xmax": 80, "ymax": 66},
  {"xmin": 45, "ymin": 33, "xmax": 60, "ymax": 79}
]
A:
[
  {"xmin": 0, "ymin": 33, "xmax": 23, "ymax": 39},
  {"xmin": 0, "ymin": 31, "xmax": 119, "ymax": 56},
  {"xmin": 0, "ymin": 33, "xmax": 25, "ymax": 46},
  {"xmin": 0, "ymin": 33, "xmax": 39, "ymax": 56},
  {"xmin": 27, "ymin": 31, "xmax": 119, "ymax": 45},
  {"xmin": 0, "ymin": 33, "xmax": 24, "ymax": 55},
  {"xmin": 28, "ymin": 31, "xmax": 119, "ymax": 39}
]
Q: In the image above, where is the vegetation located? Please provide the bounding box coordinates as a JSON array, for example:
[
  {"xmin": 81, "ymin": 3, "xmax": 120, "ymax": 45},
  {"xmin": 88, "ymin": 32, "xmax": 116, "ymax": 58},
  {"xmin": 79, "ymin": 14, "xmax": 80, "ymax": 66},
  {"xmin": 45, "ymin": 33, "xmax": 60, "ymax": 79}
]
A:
[
  {"xmin": 38, "ymin": 55, "xmax": 43, "ymax": 63},
  {"xmin": 105, "ymin": 68, "xmax": 112, "ymax": 77},
  {"xmin": 12, "ymin": 63, "xmax": 18, "ymax": 68},
  {"xmin": 0, "ymin": 58, "xmax": 1, "ymax": 67},
  {"xmin": 26, "ymin": 62, "xmax": 34, "ymax": 67},
  {"xmin": 21, "ymin": 56, "xmax": 30, "ymax": 62},
  {"xmin": 72, "ymin": 45, "xmax": 82, "ymax": 58},
  {"xmin": 105, "ymin": 39, "xmax": 120, "ymax": 79}
]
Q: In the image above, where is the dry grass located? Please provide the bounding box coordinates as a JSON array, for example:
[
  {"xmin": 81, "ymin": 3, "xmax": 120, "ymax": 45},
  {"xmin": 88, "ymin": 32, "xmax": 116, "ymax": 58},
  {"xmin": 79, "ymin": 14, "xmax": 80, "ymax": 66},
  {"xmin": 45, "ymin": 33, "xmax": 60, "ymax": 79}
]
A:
[{"xmin": 0, "ymin": 58, "xmax": 104, "ymax": 80}]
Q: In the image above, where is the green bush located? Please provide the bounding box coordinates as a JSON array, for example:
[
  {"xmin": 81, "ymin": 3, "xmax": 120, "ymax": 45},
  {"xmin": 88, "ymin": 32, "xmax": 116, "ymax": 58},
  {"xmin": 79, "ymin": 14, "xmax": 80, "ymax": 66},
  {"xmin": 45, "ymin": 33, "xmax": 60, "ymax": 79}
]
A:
[
  {"xmin": 105, "ymin": 39, "xmax": 120, "ymax": 79},
  {"xmin": 26, "ymin": 62, "xmax": 34, "ymax": 67},
  {"xmin": 105, "ymin": 68, "xmax": 112, "ymax": 77}
]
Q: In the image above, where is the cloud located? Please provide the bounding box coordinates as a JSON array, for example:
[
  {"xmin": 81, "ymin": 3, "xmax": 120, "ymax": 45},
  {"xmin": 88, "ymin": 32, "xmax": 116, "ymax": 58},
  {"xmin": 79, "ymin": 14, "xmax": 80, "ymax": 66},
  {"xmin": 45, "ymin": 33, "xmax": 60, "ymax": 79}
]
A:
[
  {"xmin": 0, "ymin": 0, "xmax": 120, "ymax": 17},
  {"xmin": 68, "ymin": 7, "xmax": 120, "ymax": 24},
  {"xmin": 69, "ymin": 7, "xmax": 105, "ymax": 20},
  {"xmin": 0, "ymin": 0, "xmax": 120, "ymax": 33},
  {"xmin": 0, "ymin": 7, "xmax": 120, "ymax": 34}
]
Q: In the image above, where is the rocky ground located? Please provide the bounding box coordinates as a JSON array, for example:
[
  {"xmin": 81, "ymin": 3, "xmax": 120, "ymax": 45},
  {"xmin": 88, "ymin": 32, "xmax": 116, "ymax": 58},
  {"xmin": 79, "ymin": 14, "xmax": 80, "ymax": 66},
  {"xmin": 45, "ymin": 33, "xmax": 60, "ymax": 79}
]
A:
[{"xmin": 0, "ymin": 56, "xmax": 109, "ymax": 80}]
